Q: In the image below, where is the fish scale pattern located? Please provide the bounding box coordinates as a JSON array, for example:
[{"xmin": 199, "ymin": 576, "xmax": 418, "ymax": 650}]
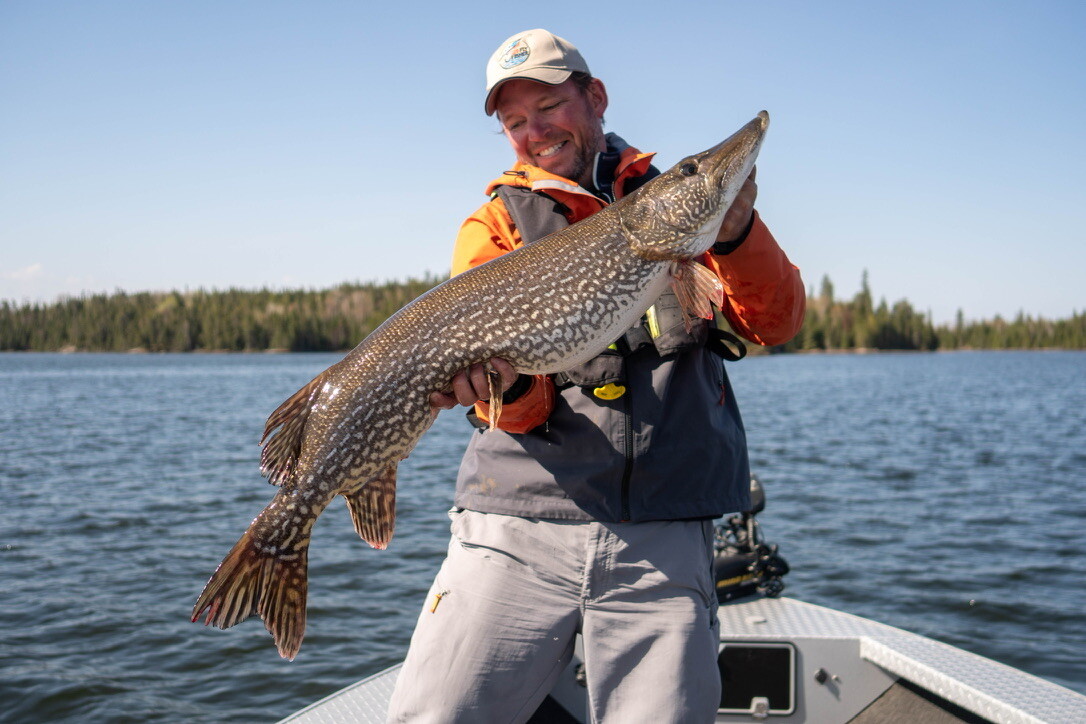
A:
[{"xmin": 294, "ymin": 222, "xmax": 669, "ymax": 502}]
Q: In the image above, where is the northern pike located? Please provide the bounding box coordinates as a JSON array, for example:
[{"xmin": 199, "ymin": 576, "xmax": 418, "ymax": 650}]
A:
[{"xmin": 192, "ymin": 111, "xmax": 769, "ymax": 659}]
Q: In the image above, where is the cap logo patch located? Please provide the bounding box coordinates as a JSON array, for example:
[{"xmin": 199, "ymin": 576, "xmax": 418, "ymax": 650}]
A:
[{"xmin": 499, "ymin": 38, "xmax": 530, "ymax": 69}]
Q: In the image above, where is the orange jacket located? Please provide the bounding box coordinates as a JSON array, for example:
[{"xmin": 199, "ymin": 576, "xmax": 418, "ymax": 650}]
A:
[{"xmin": 453, "ymin": 146, "xmax": 805, "ymax": 433}]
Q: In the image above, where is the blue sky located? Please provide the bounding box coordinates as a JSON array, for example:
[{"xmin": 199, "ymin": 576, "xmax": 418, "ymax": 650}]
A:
[{"xmin": 2, "ymin": 1, "xmax": 1083, "ymax": 324}]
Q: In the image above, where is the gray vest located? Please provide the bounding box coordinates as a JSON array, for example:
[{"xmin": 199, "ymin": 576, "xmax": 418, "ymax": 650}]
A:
[{"xmin": 454, "ymin": 165, "xmax": 751, "ymax": 522}]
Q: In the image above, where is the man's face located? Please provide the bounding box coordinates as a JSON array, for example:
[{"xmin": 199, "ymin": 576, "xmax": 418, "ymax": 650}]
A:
[{"xmin": 494, "ymin": 77, "xmax": 608, "ymax": 187}]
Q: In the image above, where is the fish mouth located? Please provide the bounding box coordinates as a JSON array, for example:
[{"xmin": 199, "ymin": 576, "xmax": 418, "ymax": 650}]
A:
[{"xmin": 698, "ymin": 111, "xmax": 769, "ymax": 187}]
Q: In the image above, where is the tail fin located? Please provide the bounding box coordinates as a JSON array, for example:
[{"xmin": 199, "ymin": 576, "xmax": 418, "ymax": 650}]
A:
[{"xmin": 191, "ymin": 529, "xmax": 309, "ymax": 660}]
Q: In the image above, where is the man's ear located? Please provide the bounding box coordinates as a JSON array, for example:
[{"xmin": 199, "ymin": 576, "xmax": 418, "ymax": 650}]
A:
[{"xmin": 587, "ymin": 78, "xmax": 609, "ymax": 119}]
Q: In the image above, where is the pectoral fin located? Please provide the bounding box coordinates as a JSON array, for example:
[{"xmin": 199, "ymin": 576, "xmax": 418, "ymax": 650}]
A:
[
  {"xmin": 669, "ymin": 260, "xmax": 724, "ymax": 331},
  {"xmin": 342, "ymin": 463, "xmax": 397, "ymax": 550},
  {"xmin": 486, "ymin": 367, "xmax": 503, "ymax": 432}
]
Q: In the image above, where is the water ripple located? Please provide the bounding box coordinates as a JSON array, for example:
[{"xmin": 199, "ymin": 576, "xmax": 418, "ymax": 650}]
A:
[{"xmin": 1, "ymin": 351, "xmax": 1084, "ymax": 721}]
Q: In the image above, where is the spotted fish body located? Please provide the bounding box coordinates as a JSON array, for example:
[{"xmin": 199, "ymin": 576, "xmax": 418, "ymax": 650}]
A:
[{"xmin": 192, "ymin": 112, "xmax": 769, "ymax": 659}]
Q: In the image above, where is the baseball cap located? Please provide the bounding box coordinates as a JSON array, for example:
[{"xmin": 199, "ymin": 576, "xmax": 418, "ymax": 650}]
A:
[{"xmin": 484, "ymin": 29, "xmax": 590, "ymax": 116}]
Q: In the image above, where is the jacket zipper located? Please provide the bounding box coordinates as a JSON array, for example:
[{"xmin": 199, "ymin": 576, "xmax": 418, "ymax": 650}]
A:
[{"xmin": 619, "ymin": 356, "xmax": 634, "ymax": 521}]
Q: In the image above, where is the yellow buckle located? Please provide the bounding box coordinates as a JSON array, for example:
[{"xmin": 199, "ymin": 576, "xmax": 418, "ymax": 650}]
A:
[{"xmin": 593, "ymin": 383, "xmax": 626, "ymax": 400}]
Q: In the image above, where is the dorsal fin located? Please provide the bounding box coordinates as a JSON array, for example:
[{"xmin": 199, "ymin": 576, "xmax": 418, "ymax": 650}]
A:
[
  {"xmin": 342, "ymin": 463, "xmax": 397, "ymax": 550},
  {"xmin": 260, "ymin": 365, "xmax": 336, "ymax": 485}
]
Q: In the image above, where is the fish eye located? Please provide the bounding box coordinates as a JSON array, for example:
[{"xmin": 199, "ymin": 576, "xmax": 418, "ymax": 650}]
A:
[{"xmin": 680, "ymin": 162, "xmax": 697, "ymax": 176}]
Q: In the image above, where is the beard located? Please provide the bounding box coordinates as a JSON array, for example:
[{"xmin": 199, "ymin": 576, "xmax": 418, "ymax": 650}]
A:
[{"xmin": 563, "ymin": 125, "xmax": 606, "ymax": 188}]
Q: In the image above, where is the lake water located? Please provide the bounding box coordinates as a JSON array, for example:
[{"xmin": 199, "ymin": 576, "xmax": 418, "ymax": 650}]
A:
[{"xmin": 1, "ymin": 351, "xmax": 1084, "ymax": 722}]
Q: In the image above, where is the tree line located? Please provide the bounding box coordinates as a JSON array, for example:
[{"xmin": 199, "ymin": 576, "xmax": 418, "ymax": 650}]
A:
[
  {"xmin": 0, "ymin": 278, "xmax": 442, "ymax": 353},
  {"xmin": 770, "ymin": 272, "xmax": 1084, "ymax": 353},
  {"xmin": 1, "ymin": 272, "xmax": 1082, "ymax": 353}
]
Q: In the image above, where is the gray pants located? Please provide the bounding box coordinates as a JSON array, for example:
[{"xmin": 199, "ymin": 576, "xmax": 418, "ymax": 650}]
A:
[{"xmin": 386, "ymin": 510, "xmax": 721, "ymax": 723}]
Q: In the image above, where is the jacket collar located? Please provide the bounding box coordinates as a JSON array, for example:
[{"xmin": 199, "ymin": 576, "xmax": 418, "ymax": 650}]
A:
[{"xmin": 485, "ymin": 133, "xmax": 656, "ymax": 203}]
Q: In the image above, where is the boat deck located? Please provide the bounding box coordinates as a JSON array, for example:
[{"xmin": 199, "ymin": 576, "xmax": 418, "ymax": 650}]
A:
[
  {"xmin": 280, "ymin": 597, "xmax": 1086, "ymax": 723},
  {"xmin": 713, "ymin": 597, "xmax": 1085, "ymax": 723}
]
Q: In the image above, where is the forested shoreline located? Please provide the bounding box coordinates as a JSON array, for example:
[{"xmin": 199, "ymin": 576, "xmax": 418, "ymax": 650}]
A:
[
  {"xmin": 1, "ymin": 273, "xmax": 1082, "ymax": 353},
  {"xmin": 775, "ymin": 273, "xmax": 1085, "ymax": 353}
]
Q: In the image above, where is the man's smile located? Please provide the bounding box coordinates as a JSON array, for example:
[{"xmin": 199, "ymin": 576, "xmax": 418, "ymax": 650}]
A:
[{"xmin": 535, "ymin": 141, "xmax": 567, "ymax": 158}]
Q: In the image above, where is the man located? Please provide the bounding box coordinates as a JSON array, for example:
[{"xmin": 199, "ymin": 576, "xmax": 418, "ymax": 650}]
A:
[{"xmin": 387, "ymin": 29, "xmax": 804, "ymax": 723}]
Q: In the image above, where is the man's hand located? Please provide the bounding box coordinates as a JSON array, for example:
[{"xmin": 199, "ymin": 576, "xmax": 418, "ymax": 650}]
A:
[
  {"xmin": 715, "ymin": 166, "xmax": 757, "ymax": 244},
  {"xmin": 430, "ymin": 357, "xmax": 518, "ymax": 411}
]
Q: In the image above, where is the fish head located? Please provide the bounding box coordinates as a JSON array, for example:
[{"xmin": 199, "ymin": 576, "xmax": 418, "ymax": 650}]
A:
[{"xmin": 618, "ymin": 111, "xmax": 768, "ymax": 260}]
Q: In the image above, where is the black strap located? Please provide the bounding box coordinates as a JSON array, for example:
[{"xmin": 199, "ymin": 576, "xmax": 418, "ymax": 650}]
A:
[
  {"xmin": 711, "ymin": 212, "xmax": 756, "ymax": 256},
  {"xmin": 707, "ymin": 327, "xmax": 747, "ymax": 362}
]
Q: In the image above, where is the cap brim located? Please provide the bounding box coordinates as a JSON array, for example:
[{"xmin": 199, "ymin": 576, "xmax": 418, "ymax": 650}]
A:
[{"xmin": 484, "ymin": 68, "xmax": 574, "ymax": 116}]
